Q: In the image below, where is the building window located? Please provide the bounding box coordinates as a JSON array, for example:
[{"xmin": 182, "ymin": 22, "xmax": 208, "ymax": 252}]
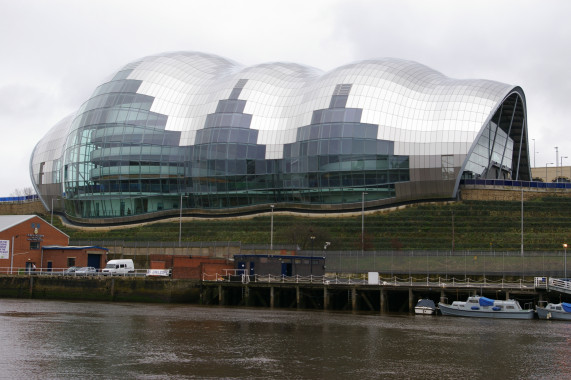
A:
[
  {"xmin": 67, "ymin": 258, "xmax": 76, "ymax": 267},
  {"xmin": 30, "ymin": 242, "xmax": 40, "ymax": 250},
  {"xmin": 441, "ymin": 155, "xmax": 454, "ymax": 180}
]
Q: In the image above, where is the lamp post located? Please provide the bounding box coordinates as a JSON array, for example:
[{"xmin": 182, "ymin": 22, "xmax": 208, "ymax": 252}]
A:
[
  {"xmin": 561, "ymin": 156, "xmax": 568, "ymax": 181},
  {"xmin": 532, "ymin": 138, "xmax": 536, "ymax": 168},
  {"xmin": 179, "ymin": 194, "xmax": 183, "ymax": 246},
  {"xmin": 555, "ymin": 147, "xmax": 559, "ymax": 181},
  {"xmin": 545, "ymin": 162, "xmax": 554, "ymax": 183},
  {"xmin": 50, "ymin": 197, "xmax": 61, "ymax": 225},
  {"xmin": 362, "ymin": 191, "xmax": 368, "ymax": 255},
  {"xmin": 564, "ymin": 243, "xmax": 568, "ymax": 279},
  {"xmin": 270, "ymin": 204, "xmax": 274, "ymax": 251},
  {"xmin": 521, "ymin": 186, "xmax": 524, "ymax": 257},
  {"xmin": 178, "ymin": 194, "xmax": 189, "ymax": 247},
  {"xmin": 451, "ymin": 210, "xmax": 455, "ymax": 253}
]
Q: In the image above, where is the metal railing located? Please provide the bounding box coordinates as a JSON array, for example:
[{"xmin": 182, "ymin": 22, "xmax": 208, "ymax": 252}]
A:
[
  {"xmin": 461, "ymin": 178, "xmax": 571, "ymax": 189},
  {"xmin": 202, "ymin": 272, "xmax": 535, "ymax": 289},
  {"xmin": 0, "ymin": 267, "xmax": 148, "ymax": 277},
  {"xmin": 322, "ymin": 250, "xmax": 570, "ymax": 278}
]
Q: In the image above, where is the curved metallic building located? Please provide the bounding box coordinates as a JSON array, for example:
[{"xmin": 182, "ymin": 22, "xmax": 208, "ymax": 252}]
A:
[{"xmin": 30, "ymin": 52, "xmax": 530, "ymax": 224}]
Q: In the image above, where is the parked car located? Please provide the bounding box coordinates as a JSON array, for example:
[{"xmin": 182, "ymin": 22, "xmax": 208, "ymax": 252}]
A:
[
  {"xmin": 75, "ymin": 267, "xmax": 97, "ymax": 276},
  {"xmin": 63, "ymin": 266, "xmax": 79, "ymax": 275}
]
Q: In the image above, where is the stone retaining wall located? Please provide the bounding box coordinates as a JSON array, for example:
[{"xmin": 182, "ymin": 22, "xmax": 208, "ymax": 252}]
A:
[{"xmin": 460, "ymin": 187, "xmax": 571, "ymax": 202}]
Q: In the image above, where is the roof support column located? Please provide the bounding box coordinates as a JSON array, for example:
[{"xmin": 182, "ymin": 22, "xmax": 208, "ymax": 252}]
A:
[
  {"xmin": 497, "ymin": 96, "xmax": 518, "ymax": 179},
  {"xmin": 515, "ymin": 118, "xmax": 526, "ymax": 180},
  {"xmin": 486, "ymin": 105, "xmax": 502, "ymax": 178}
]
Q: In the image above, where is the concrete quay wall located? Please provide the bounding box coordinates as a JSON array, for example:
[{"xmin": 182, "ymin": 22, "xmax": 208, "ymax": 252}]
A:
[{"xmin": 0, "ymin": 275, "xmax": 201, "ymax": 303}]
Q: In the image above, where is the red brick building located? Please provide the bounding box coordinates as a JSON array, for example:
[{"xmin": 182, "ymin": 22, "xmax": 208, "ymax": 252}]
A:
[
  {"xmin": 41, "ymin": 245, "xmax": 108, "ymax": 272},
  {"xmin": 0, "ymin": 215, "xmax": 107, "ymax": 273},
  {"xmin": 149, "ymin": 254, "xmax": 233, "ymax": 280}
]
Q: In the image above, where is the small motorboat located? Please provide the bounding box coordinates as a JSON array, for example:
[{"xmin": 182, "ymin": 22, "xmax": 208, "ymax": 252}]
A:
[
  {"xmin": 439, "ymin": 295, "xmax": 534, "ymax": 319},
  {"xmin": 414, "ymin": 299, "xmax": 437, "ymax": 315},
  {"xmin": 536, "ymin": 302, "xmax": 571, "ymax": 321}
]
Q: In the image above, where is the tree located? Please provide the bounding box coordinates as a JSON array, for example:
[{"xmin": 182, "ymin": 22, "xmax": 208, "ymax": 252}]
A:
[
  {"xmin": 9, "ymin": 187, "xmax": 36, "ymax": 202},
  {"xmin": 10, "ymin": 187, "xmax": 35, "ymax": 197}
]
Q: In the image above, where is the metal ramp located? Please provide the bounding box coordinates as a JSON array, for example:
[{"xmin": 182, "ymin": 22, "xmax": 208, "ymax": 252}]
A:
[{"xmin": 549, "ymin": 278, "xmax": 571, "ymax": 294}]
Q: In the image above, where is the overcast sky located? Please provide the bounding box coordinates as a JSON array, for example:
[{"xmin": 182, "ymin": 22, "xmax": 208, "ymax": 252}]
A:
[{"xmin": 1, "ymin": 0, "xmax": 569, "ymax": 196}]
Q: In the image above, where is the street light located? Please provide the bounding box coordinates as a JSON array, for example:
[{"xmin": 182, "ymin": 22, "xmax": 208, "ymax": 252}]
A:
[
  {"xmin": 178, "ymin": 194, "xmax": 189, "ymax": 247},
  {"xmin": 521, "ymin": 186, "xmax": 524, "ymax": 257},
  {"xmin": 561, "ymin": 156, "xmax": 568, "ymax": 182},
  {"xmin": 545, "ymin": 162, "xmax": 554, "ymax": 182},
  {"xmin": 532, "ymin": 138, "xmax": 536, "ymax": 168},
  {"xmin": 50, "ymin": 197, "xmax": 62, "ymax": 225},
  {"xmin": 362, "ymin": 191, "xmax": 368, "ymax": 255},
  {"xmin": 270, "ymin": 204, "xmax": 274, "ymax": 251},
  {"xmin": 555, "ymin": 147, "xmax": 559, "ymax": 181},
  {"xmin": 564, "ymin": 243, "xmax": 568, "ymax": 279}
]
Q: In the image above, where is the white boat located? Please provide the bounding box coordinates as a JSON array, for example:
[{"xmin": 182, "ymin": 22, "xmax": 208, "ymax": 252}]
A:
[
  {"xmin": 536, "ymin": 302, "xmax": 571, "ymax": 321},
  {"xmin": 439, "ymin": 295, "xmax": 534, "ymax": 319},
  {"xmin": 414, "ymin": 299, "xmax": 437, "ymax": 315}
]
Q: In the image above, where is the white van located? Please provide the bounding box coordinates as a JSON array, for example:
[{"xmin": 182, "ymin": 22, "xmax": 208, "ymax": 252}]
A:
[{"xmin": 102, "ymin": 259, "xmax": 135, "ymax": 275}]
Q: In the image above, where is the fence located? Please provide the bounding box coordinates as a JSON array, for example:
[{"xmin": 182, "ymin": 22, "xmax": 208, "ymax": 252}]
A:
[
  {"xmin": 322, "ymin": 250, "xmax": 568, "ymax": 278},
  {"xmin": 0, "ymin": 195, "xmax": 39, "ymax": 203},
  {"xmin": 70, "ymin": 240, "xmax": 567, "ymax": 278},
  {"xmin": 462, "ymin": 178, "xmax": 571, "ymax": 189}
]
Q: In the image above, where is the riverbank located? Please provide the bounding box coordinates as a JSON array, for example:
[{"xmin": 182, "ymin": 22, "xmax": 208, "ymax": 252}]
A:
[{"xmin": 1, "ymin": 274, "xmax": 557, "ymax": 313}]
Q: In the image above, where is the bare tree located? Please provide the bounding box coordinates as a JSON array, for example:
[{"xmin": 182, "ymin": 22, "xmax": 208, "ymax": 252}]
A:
[{"xmin": 9, "ymin": 187, "xmax": 36, "ymax": 201}]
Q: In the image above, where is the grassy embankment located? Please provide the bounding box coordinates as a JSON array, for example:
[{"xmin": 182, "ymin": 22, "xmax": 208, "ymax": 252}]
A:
[{"xmin": 47, "ymin": 196, "xmax": 570, "ymax": 252}]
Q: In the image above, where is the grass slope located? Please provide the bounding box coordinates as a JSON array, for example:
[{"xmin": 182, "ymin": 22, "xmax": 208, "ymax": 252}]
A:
[{"xmin": 51, "ymin": 196, "xmax": 571, "ymax": 251}]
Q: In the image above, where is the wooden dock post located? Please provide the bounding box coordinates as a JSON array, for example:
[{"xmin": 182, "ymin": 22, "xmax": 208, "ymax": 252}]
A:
[
  {"xmin": 408, "ymin": 288, "xmax": 414, "ymax": 312},
  {"xmin": 380, "ymin": 289, "xmax": 387, "ymax": 313},
  {"xmin": 351, "ymin": 287, "xmax": 357, "ymax": 311}
]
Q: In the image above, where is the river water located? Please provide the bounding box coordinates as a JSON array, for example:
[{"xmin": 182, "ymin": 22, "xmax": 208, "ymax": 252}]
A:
[{"xmin": 0, "ymin": 299, "xmax": 569, "ymax": 379}]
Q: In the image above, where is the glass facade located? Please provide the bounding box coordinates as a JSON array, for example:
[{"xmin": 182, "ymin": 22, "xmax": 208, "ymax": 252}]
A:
[{"xmin": 30, "ymin": 52, "xmax": 530, "ymax": 223}]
